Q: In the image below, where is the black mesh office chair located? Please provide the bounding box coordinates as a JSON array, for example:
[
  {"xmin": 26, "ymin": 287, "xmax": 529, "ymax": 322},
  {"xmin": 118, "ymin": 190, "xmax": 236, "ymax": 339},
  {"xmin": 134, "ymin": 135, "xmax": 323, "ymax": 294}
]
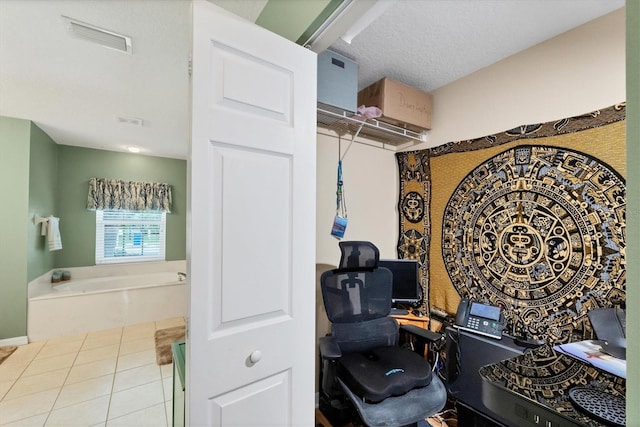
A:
[{"xmin": 319, "ymin": 241, "xmax": 446, "ymax": 427}]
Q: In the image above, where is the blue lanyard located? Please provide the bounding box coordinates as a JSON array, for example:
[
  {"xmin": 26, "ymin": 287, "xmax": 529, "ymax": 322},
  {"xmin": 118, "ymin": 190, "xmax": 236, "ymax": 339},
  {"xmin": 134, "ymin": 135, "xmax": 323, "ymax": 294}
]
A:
[{"xmin": 336, "ymin": 160, "xmax": 346, "ymax": 216}]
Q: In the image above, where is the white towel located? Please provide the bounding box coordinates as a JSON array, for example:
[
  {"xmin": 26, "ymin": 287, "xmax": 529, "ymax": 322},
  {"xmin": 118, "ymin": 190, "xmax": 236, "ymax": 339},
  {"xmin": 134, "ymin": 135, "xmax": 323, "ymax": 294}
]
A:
[{"xmin": 47, "ymin": 216, "xmax": 62, "ymax": 251}]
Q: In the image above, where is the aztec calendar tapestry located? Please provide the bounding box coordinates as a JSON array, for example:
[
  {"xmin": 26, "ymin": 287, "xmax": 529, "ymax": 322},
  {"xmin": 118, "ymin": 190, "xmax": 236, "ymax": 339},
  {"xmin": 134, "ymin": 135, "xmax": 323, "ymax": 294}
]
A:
[
  {"xmin": 443, "ymin": 144, "xmax": 625, "ymax": 341},
  {"xmin": 396, "ymin": 104, "xmax": 626, "ymax": 343}
]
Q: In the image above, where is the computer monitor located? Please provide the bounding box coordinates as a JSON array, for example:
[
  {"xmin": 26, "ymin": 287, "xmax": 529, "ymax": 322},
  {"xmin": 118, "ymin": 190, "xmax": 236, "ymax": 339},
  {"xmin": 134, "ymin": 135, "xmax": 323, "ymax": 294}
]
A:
[{"xmin": 379, "ymin": 259, "xmax": 421, "ymax": 306}]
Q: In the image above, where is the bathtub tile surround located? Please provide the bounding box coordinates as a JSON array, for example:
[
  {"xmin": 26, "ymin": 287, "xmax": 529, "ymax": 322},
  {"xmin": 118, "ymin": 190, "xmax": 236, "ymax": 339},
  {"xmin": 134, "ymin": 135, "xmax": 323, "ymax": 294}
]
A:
[
  {"xmin": 0, "ymin": 317, "xmax": 183, "ymax": 426},
  {"xmin": 27, "ymin": 260, "xmax": 187, "ymax": 342}
]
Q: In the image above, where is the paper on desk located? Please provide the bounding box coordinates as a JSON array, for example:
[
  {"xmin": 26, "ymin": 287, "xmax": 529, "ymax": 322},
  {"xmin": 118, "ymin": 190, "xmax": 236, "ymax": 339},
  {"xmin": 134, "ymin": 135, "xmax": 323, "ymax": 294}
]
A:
[{"xmin": 554, "ymin": 340, "xmax": 626, "ymax": 379}]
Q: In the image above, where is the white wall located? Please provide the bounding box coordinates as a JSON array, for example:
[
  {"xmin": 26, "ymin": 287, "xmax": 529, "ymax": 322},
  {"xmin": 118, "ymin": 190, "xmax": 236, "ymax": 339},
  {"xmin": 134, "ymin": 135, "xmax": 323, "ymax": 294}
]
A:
[
  {"xmin": 316, "ymin": 130, "xmax": 399, "ymax": 265},
  {"xmin": 423, "ymin": 8, "xmax": 626, "ymax": 149}
]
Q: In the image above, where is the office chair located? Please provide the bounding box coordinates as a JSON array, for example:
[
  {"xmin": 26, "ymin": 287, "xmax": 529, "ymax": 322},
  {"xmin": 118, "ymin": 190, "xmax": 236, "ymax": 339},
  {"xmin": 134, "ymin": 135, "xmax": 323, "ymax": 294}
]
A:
[{"xmin": 319, "ymin": 241, "xmax": 446, "ymax": 427}]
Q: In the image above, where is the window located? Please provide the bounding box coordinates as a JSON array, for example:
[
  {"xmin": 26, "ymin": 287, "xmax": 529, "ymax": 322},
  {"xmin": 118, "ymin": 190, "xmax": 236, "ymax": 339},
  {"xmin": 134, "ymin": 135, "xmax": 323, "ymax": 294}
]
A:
[{"xmin": 96, "ymin": 210, "xmax": 166, "ymax": 264}]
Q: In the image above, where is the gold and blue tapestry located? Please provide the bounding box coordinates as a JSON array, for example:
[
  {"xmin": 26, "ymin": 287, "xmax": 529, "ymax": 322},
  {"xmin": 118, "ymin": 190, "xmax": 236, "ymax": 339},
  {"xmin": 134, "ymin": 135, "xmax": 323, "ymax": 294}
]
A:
[{"xmin": 396, "ymin": 104, "xmax": 626, "ymax": 342}]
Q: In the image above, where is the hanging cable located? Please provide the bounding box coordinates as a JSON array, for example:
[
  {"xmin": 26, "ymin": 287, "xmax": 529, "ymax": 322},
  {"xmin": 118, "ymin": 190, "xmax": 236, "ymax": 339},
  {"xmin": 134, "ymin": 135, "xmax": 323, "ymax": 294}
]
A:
[{"xmin": 340, "ymin": 121, "xmax": 364, "ymax": 161}]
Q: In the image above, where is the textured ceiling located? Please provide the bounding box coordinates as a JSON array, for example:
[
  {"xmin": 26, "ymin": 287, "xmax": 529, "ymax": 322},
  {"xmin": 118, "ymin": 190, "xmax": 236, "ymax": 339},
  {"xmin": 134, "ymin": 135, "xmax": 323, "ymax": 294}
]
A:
[
  {"xmin": 0, "ymin": 0, "xmax": 625, "ymax": 159},
  {"xmin": 328, "ymin": 0, "xmax": 625, "ymax": 93}
]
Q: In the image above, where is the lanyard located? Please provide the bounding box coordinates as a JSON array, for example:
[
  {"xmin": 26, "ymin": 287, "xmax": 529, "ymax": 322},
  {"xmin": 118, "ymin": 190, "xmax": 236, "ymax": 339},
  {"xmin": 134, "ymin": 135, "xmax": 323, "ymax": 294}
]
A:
[
  {"xmin": 337, "ymin": 160, "xmax": 347, "ymax": 217},
  {"xmin": 336, "ymin": 137, "xmax": 347, "ymax": 218}
]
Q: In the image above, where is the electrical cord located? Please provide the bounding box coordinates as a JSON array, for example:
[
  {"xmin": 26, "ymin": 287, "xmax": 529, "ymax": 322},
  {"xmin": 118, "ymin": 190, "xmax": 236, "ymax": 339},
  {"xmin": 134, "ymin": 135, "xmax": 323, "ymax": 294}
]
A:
[{"xmin": 451, "ymin": 330, "xmax": 461, "ymax": 384}]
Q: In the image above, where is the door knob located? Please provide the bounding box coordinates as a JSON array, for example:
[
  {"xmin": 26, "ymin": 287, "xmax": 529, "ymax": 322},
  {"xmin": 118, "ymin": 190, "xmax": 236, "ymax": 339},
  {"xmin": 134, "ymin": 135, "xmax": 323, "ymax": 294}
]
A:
[{"xmin": 249, "ymin": 350, "xmax": 262, "ymax": 364}]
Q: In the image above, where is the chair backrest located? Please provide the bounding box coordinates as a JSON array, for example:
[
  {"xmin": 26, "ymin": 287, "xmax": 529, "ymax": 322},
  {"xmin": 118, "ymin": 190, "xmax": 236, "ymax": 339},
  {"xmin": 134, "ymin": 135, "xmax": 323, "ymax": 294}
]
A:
[
  {"xmin": 321, "ymin": 241, "xmax": 398, "ymax": 352},
  {"xmin": 337, "ymin": 241, "xmax": 380, "ymax": 270},
  {"xmin": 321, "ymin": 241, "xmax": 393, "ymax": 323}
]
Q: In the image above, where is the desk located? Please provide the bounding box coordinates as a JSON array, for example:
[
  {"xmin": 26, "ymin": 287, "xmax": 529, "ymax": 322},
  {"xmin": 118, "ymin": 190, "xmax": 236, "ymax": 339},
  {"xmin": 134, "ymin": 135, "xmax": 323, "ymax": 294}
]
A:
[
  {"xmin": 444, "ymin": 327, "xmax": 526, "ymax": 426},
  {"xmin": 392, "ymin": 313, "xmax": 430, "ymax": 358},
  {"xmin": 480, "ymin": 345, "xmax": 625, "ymax": 427},
  {"xmin": 391, "ymin": 312, "xmax": 429, "ymax": 329}
]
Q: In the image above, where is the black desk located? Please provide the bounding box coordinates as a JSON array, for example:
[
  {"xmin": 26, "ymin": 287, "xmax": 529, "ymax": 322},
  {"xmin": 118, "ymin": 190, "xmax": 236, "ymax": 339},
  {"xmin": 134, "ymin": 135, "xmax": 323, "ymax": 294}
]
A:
[
  {"xmin": 480, "ymin": 345, "xmax": 625, "ymax": 427},
  {"xmin": 444, "ymin": 327, "xmax": 526, "ymax": 426}
]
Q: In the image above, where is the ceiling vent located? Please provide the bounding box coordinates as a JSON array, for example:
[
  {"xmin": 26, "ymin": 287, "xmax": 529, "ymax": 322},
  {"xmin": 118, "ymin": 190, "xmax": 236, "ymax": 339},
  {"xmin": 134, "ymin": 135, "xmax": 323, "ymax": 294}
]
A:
[
  {"xmin": 62, "ymin": 16, "xmax": 132, "ymax": 54},
  {"xmin": 115, "ymin": 115, "xmax": 143, "ymax": 126}
]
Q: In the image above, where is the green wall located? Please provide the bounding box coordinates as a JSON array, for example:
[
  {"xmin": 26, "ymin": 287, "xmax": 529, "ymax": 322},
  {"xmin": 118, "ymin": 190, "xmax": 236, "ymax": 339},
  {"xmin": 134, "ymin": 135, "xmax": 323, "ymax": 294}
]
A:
[
  {"xmin": 626, "ymin": 1, "xmax": 639, "ymax": 423},
  {"xmin": 0, "ymin": 116, "xmax": 187, "ymax": 340},
  {"xmin": 256, "ymin": 0, "xmax": 337, "ymax": 44},
  {"xmin": 0, "ymin": 117, "xmax": 30, "ymax": 339},
  {"xmin": 27, "ymin": 123, "xmax": 59, "ymax": 282},
  {"xmin": 55, "ymin": 145, "xmax": 187, "ymax": 268}
]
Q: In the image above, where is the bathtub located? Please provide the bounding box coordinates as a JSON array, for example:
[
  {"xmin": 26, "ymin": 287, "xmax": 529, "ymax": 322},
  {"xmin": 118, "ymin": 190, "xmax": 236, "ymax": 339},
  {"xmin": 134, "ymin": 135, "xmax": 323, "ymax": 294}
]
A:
[{"xmin": 28, "ymin": 260, "xmax": 186, "ymax": 341}]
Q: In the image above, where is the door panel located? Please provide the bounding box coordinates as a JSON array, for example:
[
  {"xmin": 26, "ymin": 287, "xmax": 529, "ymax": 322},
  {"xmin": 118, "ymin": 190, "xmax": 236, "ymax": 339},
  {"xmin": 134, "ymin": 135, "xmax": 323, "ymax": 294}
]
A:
[
  {"xmin": 212, "ymin": 42, "xmax": 293, "ymax": 124},
  {"xmin": 211, "ymin": 371, "xmax": 291, "ymax": 426},
  {"xmin": 204, "ymin": 30, "xmax": 300, "ymax": 154},
  {"xmin": 189, "ymin": 2, "xmax": 316, "ymax": 426},
  {"xmin": 214, "ymin": 144, "xmax": 292, "ymax": 323}
]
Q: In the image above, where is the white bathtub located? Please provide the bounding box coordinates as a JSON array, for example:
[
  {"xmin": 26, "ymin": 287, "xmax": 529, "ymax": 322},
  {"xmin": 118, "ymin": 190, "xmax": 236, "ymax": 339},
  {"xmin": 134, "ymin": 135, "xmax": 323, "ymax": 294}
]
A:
[{"xmin": 28, "ymin": 260, "xmax": 187, "ymax": 341}]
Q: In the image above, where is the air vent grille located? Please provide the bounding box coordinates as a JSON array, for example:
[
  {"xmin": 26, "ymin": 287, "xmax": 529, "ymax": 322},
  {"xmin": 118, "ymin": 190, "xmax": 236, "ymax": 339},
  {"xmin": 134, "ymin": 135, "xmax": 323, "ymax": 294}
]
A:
[
  {"xmin": 63, "ymin": 16, "xmax": 132, "ymax": 54},
  {"xmin": 116, "ymin": 116, "xmax": 143, "ymax": 126}
]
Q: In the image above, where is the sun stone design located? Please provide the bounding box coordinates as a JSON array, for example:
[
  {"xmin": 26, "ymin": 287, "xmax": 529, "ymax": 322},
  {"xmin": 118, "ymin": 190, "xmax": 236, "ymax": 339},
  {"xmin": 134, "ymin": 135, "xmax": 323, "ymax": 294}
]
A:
[
  {"xmin": 442, "ymin": 145, "xmax": 625, "ymax": 341},
  {"xmin": 476, "ymin": 192, "xmax": 578, "ymax": 296}
]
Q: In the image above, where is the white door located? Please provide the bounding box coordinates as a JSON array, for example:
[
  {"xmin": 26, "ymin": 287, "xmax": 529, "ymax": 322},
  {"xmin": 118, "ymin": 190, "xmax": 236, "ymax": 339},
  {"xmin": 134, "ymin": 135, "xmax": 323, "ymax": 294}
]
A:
[{"xmin": 188, "ymin": 2, "xmax": 317, "ymax": 426}]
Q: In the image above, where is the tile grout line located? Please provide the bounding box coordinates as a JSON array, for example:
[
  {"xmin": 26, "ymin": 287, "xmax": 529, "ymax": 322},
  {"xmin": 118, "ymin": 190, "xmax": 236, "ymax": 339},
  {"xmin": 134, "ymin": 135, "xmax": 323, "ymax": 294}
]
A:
[
  {"xmin": 156, "ymin": 319, "xmax": 171, "ymax": 427},
  {"xmin": 0, "ymin": 335, "xmax": 86, "ymax": 425},
  {"xmin": 42, "ymin": 333, "xmax": 90, "ymax": 426},
  {"xmin": 105, "ymin": 322, "xmax": 165, "ymax": 425},
  {"xmin": 0, "ymin": 319, "xmax": 180, "ymax": 426},
  {"xmin": 35, "ymin": 329, "xmax": 122, "ymax": 425},
  {"xmin": 103, "ymin": 326, "xmax": 124, "ymax": 426},
  {"xmin": 0, "ymin": 338, "xmax": 48, "ymax": 404}
]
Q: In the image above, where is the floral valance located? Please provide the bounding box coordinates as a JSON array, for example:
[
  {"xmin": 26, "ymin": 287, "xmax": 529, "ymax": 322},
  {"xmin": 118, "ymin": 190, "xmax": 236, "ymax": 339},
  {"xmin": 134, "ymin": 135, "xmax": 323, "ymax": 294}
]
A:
[{"xmin": 87, "ymin": 177, "xmax": 172, "ymax": 212}]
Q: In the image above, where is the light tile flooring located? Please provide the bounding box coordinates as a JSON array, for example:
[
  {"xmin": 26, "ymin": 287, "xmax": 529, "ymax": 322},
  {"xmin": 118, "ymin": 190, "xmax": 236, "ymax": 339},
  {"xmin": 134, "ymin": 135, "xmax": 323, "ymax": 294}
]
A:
[{"xmin": 0, "ymin": 317, "xmax": 185, "ymax": 427}]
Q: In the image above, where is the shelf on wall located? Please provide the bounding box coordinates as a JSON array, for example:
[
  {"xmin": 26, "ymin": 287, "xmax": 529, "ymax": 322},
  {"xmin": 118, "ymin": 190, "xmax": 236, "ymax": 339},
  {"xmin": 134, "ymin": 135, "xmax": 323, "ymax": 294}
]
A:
[{"xmin": 317, "ymin": 107, "xmax": 427, "ymax": 149}]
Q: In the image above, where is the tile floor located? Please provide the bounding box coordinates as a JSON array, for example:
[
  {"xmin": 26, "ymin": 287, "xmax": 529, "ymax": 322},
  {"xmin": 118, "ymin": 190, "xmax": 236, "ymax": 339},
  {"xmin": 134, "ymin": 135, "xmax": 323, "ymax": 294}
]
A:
[{"xmin": 0, "ymin": 317, "xmax": 185, "ymax": 426}]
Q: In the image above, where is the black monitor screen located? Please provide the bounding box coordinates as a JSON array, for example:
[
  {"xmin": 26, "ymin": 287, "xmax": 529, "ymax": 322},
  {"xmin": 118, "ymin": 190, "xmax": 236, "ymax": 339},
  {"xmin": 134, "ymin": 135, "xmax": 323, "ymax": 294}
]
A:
[{"xmin": 379, "ymin": 259, "xmax": 421, "ymax": 304}]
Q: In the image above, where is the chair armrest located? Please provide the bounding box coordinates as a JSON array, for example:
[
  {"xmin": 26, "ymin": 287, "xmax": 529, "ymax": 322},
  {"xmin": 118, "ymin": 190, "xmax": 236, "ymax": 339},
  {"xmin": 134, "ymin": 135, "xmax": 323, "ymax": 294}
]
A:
[
  {"xmin": 400, "ymin": 324, "xmax": 443, "ymax": 344},
  {"xmin": 319, "ymin": 336, "xmax": 342, "ymax": 360}
]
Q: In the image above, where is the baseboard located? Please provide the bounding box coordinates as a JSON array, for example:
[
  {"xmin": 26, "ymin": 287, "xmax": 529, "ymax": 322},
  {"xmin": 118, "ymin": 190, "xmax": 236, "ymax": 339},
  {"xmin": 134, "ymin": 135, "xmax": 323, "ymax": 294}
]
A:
[{"xmin": 0, "ymin": 336, "xmax": 28, "ymax": 346}]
